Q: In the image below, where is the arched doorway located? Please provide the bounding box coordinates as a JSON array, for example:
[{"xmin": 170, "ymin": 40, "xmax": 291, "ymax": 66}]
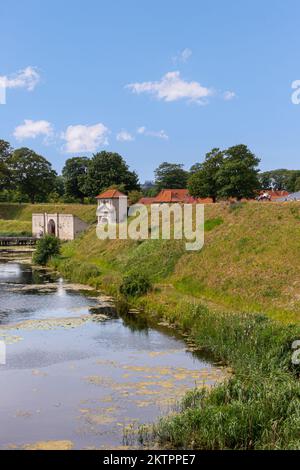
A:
[{"xmin": 47, "ymin": 219, "xmax": 56, "ymax": 236}]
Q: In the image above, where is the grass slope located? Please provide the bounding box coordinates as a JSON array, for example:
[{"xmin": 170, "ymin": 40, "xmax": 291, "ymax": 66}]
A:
[{"xmin": 51, "ymin": 202, "xmax": 300, "ymax": 322}]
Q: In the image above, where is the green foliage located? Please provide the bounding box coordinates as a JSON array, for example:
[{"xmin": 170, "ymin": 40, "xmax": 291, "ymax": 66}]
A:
[
  {"xmin": 120, "ymin": 272, "xmax": 152, "ymax": 297},
  {"xmin": 188, "ymin": 148, "xmax": 224, "ymax": 202},
  {"xmin": 259, "ymin": 169, "xmax": 300, "ymax": 192},
  {"xmin": 82, "ymin": 151, "xmax": 140, "ymax": 197},
  {"xmin": 33, "ymin": 235, "xmax": 61, "ymax": 266},
  {"xmin": 0, "ymin": 140, "xmax": 13, "ymax": 190},
  {"xmin": 128, "ymin": 190, "xmax": 143, "ymax": 204},
  {"xmin": 155, "ymin": 162, "xmax": 188, "ymax": 190},
  {"xmin": 51, "ymin": 257, "xmax": 101, "ymax": 285},
  {"xmin": 217, "ymin": 145, "xmax": 261, "ymax": 200},
  {"xmin": 143, "ymin": 306, "xmax": 300, "ymax": 450},
  {"xmin": 62, "ymin": 157, "xmax": 89, "ymax": 203},
  {"xmin": 189, "ymin": 145, "xmax": 260, "ymax": 202},
  {"xmin": 8, "ymin": 148, "xmax": 57, "ymax": 203}
]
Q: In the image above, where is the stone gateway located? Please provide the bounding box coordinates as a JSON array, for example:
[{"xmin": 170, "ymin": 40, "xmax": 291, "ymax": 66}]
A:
[{"xmin": 32, "ymin": 213, "xmax": 89, "ymax": 241}]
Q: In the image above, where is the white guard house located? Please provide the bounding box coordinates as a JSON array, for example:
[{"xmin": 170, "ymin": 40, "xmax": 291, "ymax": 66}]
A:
[
  {"xmin": 96, "ymin": 189, "xmax": 128, "ymax": 225},
  {"xmin": 32, "ymin": 213, "xmax": 89, "ymax": 241}
]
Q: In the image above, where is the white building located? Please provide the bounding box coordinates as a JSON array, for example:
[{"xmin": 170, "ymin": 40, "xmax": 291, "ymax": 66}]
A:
[
  {"xmin": 32, "ymin": 213, "xmax": 89, "ymax": 240},
  {"xmin": 96, "ymin": 189, "xmax": 128, "ymax": 225}
]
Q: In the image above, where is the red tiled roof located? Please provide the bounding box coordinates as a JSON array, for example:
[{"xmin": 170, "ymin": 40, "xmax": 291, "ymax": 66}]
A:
[
  {"xmin": 153, "ymin": 189, "xmax": 213, "ymax": 204},
  {"xmin": 138, "ymin": 197, "xmax": 157, "ymax": 205},
  {"xmin": 137, "ymin": 190, "xmax": 213, "ymax": 204},
  {"xmin": 96, "ymin": 189, "xmax": 127, "ymax": 199}
]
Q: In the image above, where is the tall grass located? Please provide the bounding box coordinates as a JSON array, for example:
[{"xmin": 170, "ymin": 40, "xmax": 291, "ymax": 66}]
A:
[{"xmin": 141, "ymin": 305, "xmax": 300, "ymax": 450}]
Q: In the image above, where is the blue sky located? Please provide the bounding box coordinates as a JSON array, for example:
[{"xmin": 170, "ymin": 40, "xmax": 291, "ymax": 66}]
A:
[{"xmin": 1, "ymin": 0, "xmax": 300, "ymax": 182}]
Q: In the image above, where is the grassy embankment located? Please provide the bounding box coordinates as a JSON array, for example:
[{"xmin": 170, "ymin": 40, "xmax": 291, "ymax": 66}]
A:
[{"xmin": 1, "ymin": 201, "xmax": 300, "ymax": 449}]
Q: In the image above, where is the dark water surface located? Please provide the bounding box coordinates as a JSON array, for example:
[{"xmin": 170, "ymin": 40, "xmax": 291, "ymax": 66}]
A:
[{"xmin": 0, "ymin": 251, "xmax": 224, "ymax": 450}]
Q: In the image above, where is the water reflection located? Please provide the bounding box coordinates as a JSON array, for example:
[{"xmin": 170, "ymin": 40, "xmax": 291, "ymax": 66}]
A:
[{"xmin": 0, "ymin": 254, "xmax": 225, "ymax": 450}]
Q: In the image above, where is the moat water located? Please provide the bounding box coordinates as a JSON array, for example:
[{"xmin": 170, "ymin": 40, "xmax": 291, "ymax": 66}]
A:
[{"xmin": 0, "ymin": 251, "xmax": 224, "ymax": 450}]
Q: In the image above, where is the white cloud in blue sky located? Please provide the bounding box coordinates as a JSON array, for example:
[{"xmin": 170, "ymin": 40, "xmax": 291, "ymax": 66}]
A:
[
  {"xmin": 0, "ymin": 66, "xmax": 40, "ymax": 92},
  {"xmin": 13, "ymin": 119, "xmax": 53, "ymax": 141},
  {"xmin": 61, "ymin": 124, "xmax": 110, "ymax": 153},
  {"xmin": 127, "ymin": 71, "xmax": 214, "ymax": 104},
  {"xmin": 116, "ymin": 130, "xmax": 135, "ymax": 142},
  {"xmin": 137, "ymin": 126, "xmax": 169, "ymax": 140},
  {"xmin": 172, "ymin": 48, "xmax": 193, "ymax": 64}
]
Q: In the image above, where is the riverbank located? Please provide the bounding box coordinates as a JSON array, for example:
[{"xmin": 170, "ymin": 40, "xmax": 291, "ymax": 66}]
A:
[
  {"xmin": 2, "ymin": 201, "xmax": 300, "ymax": 448},
  {"xmin": 47, "ymin": 203, "xmax": 300, "ymax": 450},
  {"xmin": 51, "ymin": 253, "xmax": 300, "ymax": 449}
]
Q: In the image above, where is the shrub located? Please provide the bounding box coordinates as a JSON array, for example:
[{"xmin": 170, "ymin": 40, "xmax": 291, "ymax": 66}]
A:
[
  {"xmin": 120, "ymin": 272, "xmax": 152, "ymax": 297},
  {"xmin": 33, "ymin": 235, "xmax": 61, "ymax": 266}
]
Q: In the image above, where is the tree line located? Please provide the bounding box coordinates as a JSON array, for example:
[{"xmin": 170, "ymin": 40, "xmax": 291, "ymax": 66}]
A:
[
  {"xmin": 0, "ymin": 138, "xmax": 299, "ymax": 204},
  {"xmin": 0, "ymin": 140, "xmax": 140, "ymax": 204}
]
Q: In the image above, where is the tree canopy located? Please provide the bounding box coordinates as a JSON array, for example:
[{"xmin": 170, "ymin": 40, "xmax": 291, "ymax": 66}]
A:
[
  {"xmin": 217, "ymin": 145, "xmax": 261, "ymax": 200},
  {"xmin": 82, "ymin": 151, "xmax": 140, "ymax": 197},
  {"xmin": 0, "ymin": 140, "xmax": 13, "ymax": 190},
  {"xmin": 62, "ymin": 157, "xmax": 89, "ymax": 203},
  {"xmin": 155, "ymin": 162, "xmax": 188, "ymax": 190},
  {"xmin": 188, "ymin": 145, "xmax": 261, "ymax": 201},
  {"xmin": 259, "ymin": 169, "xmax": 300, "ymax": 193},
  {"xmin": 8, "ymin": 148, "xmax": 57, "ymax": 203},
  {"xmin": 188, "ymin": 148, "xmax": 225, "ymax": 202}
]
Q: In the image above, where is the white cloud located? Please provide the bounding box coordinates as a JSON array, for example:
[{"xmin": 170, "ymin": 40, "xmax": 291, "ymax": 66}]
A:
[
  {"xmin": 117, "ymin": 130, "xmax": 135, "ymax": 142},
  {"xmin": 223, "ymin": 90, "xmax": 236, "ymax": 101},
  {"xmin": 127, "ymin": 71, "xmax": 213, "ymax": 104},
  {"xmin": 137, "ymin": 126, "xmax": 169, "ymax": 140},
  {"xmin": 0, "ymin": 66, "xmax": 40, "ymax": 92},
  {"xmin": 13, "ymin": 119, "xmax": 53, "ymax": 141},
  {"xmin": 62, "ymin": 123, "xmax": 109, "ymax": 153},
  {"xmin": 173, "ymin": 48, "xmax": 192, "ymax": 64}
]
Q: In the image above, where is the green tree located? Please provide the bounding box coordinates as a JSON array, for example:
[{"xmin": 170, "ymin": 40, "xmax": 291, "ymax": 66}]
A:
[
  {"xmin": 217, "ymin": 145, "xmax": 261, "ymax": 200},
  {"xmin": 8, "ymin": 148, "xmax": 57, "ymax": 203},
  {"xmin": 286, "ymin": 170, "xmax": 300, "ymax": 193},
  {"xmin": 257, "ymin": 169, "xmax": 300, "ymax": 192},
  {"xmin": 48, "ymin": 176, "xmax": 65, "ymax": 203},
  {"xmin": 188, "ymin": 148, "xmax": 225, "ymax": 202},
  {"xmin": 82, "ymin": 151, "xmax": 140, "ymax": 197},
  {"xmin": 155, "ymin": 162, "xmax": 188, "ymax": 190},
  {"xmin": 128, "ymin": 190, "xmax": 143, "ymax": 204},
  {"xmin": 293, "ymin": 176, "xmax": 300, "ymax": 192},
  {"xmin": 62, "ymin": 157, "xmax": 89, "ymax": 203},
  {"xmin": 0, "ymin": 139, "xmax": 13, "ymax": 190}
]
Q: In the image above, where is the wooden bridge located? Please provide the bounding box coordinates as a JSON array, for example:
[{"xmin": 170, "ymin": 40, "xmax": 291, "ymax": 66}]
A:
[{"xmin": 0, "ymin": 237, "xmax": 38, "ymax": 247}]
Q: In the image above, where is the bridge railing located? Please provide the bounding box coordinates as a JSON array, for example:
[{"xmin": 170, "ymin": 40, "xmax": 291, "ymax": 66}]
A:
[{"xmin": 0, "ymin": 237, "xmax": 38, "ymax": 246}]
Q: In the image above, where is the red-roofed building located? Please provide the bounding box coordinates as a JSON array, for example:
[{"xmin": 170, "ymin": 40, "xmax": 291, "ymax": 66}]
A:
[
  {"xmin": 96, "ymin": 189, "xmax": 127, "ymax": 199},
  {"xmin": 138, "ymin": 197, "xmax": 157, "ymax": 205},
  {"xmin": 138, "ymin": 189, "xmax": 213, "ymax": 205},
  {"xmin": 96, "ymin": 189, "xmax": 128, "ymax": 224}
]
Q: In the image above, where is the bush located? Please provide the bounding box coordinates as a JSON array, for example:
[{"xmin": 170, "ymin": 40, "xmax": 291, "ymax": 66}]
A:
[
  {"xmin": 33, "ymin": 235, "xmax": 61, "ymax": 266},
  {"xmin": 120, "ymin": 272, "xmax": 152, "ymax": 297}
]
